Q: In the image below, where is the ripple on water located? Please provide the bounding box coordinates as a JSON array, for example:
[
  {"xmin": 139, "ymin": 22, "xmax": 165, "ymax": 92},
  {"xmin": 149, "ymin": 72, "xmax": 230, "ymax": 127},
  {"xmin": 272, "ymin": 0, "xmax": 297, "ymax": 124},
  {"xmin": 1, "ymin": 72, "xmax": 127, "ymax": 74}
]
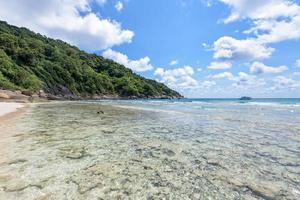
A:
[{"xmin": 0, "ymin": 101, "xmax": 299, "ymax": 199}]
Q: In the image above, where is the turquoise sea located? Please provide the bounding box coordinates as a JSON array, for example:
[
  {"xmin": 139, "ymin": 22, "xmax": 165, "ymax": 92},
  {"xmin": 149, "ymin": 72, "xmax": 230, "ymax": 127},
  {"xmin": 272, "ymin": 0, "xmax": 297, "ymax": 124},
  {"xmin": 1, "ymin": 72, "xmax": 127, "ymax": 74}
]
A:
[{"xmin": 0, "ymin": 99, "xmax": 299, "ymax": 199}]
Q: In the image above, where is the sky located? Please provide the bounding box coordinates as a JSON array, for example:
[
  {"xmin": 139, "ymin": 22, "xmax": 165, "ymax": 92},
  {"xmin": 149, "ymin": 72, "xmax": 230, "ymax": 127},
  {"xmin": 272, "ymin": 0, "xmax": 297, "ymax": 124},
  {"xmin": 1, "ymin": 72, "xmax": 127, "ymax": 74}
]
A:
[{"xmin": 0, "ymin": 0, "xmax": 300, "ymax": 98}]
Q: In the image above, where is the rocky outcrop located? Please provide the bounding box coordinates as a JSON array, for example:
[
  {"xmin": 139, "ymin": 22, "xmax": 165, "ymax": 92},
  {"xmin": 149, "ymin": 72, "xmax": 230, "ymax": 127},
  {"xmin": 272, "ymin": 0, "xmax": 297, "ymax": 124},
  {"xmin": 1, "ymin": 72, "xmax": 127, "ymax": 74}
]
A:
[
  {"xmin": 0, "ymin": 90, "xmax": 29, "ymax": 101},
  {"xmin": 0, "ymin": 89, "xmax": 182, "ymax": 101}
]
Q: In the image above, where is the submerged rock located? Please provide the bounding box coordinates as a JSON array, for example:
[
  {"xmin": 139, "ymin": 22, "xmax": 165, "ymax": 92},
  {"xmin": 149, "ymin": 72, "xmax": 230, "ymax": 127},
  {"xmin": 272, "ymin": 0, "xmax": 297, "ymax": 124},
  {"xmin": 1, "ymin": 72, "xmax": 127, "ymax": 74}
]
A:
[{"xmin": 60, "ymin": 147, "xmax": 88, "ymax": 160}]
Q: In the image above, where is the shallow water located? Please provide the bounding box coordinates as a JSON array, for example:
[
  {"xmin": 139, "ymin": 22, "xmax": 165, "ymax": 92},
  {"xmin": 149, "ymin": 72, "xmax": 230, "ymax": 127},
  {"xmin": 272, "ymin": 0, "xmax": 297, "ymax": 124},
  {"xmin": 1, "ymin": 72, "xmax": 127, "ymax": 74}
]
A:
[{"xmin": 0, "ymin": 100, "xmax": 300, "ymax": 199}]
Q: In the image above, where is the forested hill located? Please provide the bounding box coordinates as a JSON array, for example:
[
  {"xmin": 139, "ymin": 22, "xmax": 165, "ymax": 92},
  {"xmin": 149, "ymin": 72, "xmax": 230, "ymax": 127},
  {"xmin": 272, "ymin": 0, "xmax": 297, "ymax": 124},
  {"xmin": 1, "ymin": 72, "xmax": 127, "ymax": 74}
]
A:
[{"xmin": 0, "ymin": 21, "xmax": 182, "ymax": 99}]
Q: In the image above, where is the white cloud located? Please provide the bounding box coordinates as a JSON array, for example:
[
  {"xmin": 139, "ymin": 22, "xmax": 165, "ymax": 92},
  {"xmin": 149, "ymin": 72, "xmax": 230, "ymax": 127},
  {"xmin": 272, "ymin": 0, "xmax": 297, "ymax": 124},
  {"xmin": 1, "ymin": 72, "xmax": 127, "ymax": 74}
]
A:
[
  {"xmin": 154, "ymin": 66, "xmax": 198, "ymax": 89},
  {"xmin": 219, "ymin": 0, "xmax": 300, "ymax": 44},
  {"xmin": 254, "ymin": 15, "xmax": 300, "ymax": 44},
  {"xmin": 169, "ymin": 60, "xmax": 179, "ymax": 66},
  {"xmin": 207, "ymin": 61, "xmax": 232, "ymax": 70},
  {"xmin": 95, "ymin": 0, "xmax": 107, "ymax": 6},
  {"xmin": 209, "ymin": 71, "xmax": 265, "ymax": 88},
  {"xmin": 213, "ymin": 37, "xmax": 274, "ymax": 61},
  {"xmin": 202, "ymin": 42, "xmax": 210, "ymax": 49},
  {"xmin": 154, "ymin": 68, "xmax": 165, "ymax": 77},
  {"xmin": 103, "ymin": 49, "xmax": 153, "ymax": 72},
  {"xmin": 154, "ymin": 66, "xmax": 194, "ymax": 77},
  {"xmin": 211, "ymin": 72, "xmax": 234, "ymax": 79},
  {"xmin": 219, "ymin": 0, "xmax": 300, "ymax": 23},
  {"xmin": 293, "ymin": 72, "xmax": 300, "ymax": 76},
  {"xmin": 210, "ymin": 0, "xmax": 300, "ymax": 72},
  {"xmin": 201, "ymin": 80, "xmax": 216, "ymax": 88},
  {"xmin": 234, "ymin": 72, "xmax": 252, "ymax": 83},
  {"xmin": 296, "ymin": 59, "xmax": 300, "ymax": 67},
  {"xmin": 178, "ymin": 76, "xmax": 199, "ymax": 88},
  {"xmin": 232, "ymin": 72, "xmax": 266, "ymax": 88},
  {"xmin": 250, "ymin": 62, "xmax": 288, "ymax": 74},
  {"xmin": 154, "ymin": 66, "xmax": 218, "ymax": 91},
  {"xmin": 115, "ymin": 1, "xmax": 124, "ymax": 12},
  {"xmin": 210, "ymin": 71, "xmax": 300, "ymax": 92},
  {"xmin": 272, "ymin": 76, "xmax": 300, "ymax": 89},
  {"xmin": 0, "ymin": 0, "xmax": 134, "ymax": 51},
  {"xmin": 201, "ymin": 0, "xmax": 214, "ymax": 7}
]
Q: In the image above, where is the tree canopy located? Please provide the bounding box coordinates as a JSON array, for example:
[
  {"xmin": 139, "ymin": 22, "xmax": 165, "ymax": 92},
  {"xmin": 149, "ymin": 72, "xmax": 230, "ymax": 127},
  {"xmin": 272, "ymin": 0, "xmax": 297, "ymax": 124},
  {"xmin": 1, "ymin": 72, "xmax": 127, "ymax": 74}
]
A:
[{"xmin": 0, "ymin": 21, "xmax": 182, "ymax": 99}]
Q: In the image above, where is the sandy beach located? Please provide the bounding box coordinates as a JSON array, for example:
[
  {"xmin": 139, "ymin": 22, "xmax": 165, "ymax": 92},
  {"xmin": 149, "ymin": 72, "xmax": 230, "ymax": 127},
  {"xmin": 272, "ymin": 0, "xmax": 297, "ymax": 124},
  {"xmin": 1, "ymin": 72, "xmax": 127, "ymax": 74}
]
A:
[
  {"xmin": 0, "ymin": 102, "xmax": 28, "ymax": 165},
  {"xmin": 0, "ymin": 102, "xmax": 25, "ymax": 118}
]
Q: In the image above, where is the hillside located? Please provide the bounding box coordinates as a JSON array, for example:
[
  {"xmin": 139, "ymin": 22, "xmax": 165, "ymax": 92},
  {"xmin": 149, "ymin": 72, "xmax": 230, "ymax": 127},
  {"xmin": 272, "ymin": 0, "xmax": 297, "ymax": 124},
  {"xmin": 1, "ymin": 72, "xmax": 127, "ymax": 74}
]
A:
[{"xmin": 0, "ymin": 21, "xmax": 182, "ymax": 99}]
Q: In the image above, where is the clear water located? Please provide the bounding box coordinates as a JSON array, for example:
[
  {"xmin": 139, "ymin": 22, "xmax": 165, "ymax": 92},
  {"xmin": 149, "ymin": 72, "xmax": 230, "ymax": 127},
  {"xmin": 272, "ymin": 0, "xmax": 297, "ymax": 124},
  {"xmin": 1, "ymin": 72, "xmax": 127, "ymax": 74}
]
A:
[{"xmin": 0, "ymin": 99, "xmax": 300, "ymax": 199}]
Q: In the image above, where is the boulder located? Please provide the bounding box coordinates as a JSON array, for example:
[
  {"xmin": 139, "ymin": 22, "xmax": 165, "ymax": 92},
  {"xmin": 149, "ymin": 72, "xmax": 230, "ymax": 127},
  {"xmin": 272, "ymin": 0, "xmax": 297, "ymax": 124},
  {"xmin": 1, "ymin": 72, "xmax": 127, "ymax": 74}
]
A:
[
  {"xmin": 0, "ymin": 92, "xmax": 10, "ymax": 99},
  {"xmin": 21, "ymin": 90, "xmax": 34, "ymax": 96},
  {"xmin": 0, "ymin": 90, "xmax": 29, "ymax": 100},
  {"xmin": 38, "ymin": 90, "xmax": 47, "ymax": 98}
]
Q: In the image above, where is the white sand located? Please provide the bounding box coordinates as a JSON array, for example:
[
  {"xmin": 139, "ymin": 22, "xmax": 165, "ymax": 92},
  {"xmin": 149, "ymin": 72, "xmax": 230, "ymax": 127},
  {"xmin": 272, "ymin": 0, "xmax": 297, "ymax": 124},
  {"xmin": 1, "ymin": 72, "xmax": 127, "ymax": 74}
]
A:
[{"xmin": 0, "ymin": 102, "xmax": 24, "ymax": 117}]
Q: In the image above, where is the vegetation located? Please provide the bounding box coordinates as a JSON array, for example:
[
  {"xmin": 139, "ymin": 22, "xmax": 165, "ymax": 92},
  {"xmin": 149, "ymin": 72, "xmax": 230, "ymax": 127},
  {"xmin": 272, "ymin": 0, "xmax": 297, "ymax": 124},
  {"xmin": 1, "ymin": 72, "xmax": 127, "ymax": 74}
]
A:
[{"xmin": 0, "ymin": 21, "xmax": 182, "ymax": 99}]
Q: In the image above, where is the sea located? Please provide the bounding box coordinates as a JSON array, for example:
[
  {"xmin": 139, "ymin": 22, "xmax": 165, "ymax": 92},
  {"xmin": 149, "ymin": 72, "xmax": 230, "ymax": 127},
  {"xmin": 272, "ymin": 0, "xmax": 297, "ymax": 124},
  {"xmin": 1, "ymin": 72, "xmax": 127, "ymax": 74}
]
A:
[{"xmin": 0, "ymin": 98, "xmax": 299, "ymax": 199}]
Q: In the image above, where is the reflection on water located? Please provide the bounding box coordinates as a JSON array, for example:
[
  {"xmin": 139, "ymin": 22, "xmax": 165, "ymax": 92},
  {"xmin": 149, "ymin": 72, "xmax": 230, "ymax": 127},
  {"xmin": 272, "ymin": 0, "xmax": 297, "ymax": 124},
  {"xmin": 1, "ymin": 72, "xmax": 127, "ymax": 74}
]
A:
[{"xmin": 0, "ymin": 101, "xmax": 300, "ymax": 199}]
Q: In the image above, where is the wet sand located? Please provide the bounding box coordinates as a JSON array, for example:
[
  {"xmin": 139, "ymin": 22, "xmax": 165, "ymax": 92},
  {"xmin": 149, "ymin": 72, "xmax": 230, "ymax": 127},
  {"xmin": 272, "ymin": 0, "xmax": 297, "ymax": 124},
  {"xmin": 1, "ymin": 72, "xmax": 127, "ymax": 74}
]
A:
[
  {"xmin": 0, "ymin": 102, "xmax": 25, "ymax": 117},
  {"xmin": 0, "ymin": 103, "xmax": 29, "ymax": 164}
]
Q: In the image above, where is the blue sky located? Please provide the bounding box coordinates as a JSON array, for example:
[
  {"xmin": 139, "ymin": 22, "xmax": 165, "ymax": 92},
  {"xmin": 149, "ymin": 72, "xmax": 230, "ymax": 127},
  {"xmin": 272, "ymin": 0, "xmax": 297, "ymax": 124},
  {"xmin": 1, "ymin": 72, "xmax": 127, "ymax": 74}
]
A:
[{"xmin": 0, "ymin": 0, "xmax": 300, "ymax": 97}]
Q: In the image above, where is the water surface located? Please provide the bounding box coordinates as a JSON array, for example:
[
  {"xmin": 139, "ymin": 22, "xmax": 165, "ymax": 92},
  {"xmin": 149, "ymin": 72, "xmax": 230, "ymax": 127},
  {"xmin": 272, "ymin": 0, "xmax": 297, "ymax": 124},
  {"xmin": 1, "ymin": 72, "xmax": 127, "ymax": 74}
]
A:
[{"xmin": 0, "ymin": 99, "xmax": 299, "ymax": 199}]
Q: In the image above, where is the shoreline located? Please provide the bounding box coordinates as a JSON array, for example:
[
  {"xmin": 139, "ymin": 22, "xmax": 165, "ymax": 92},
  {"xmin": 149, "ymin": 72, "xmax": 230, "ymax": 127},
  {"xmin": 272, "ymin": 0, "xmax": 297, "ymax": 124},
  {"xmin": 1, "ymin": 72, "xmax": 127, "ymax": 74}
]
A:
[
  {"xmin": 0, "ymin": 102, "xmax": 26, "ymax": 118},
  {"xmin": 0, "ymin": 100, "xmax": 299, "ymax": 199},
  {"xmin": 0, "ymin": 102, "xmax": 29, "ymax": 165},
  {"xmin": 0, "ymin": 89, "xmax": 183, "ymax": 102}
]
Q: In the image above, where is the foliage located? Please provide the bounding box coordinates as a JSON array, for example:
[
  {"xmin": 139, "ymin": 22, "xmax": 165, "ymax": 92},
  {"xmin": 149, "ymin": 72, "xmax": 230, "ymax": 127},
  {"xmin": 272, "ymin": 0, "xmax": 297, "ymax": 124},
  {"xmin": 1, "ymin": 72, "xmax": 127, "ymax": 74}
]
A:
[{"xmin": 0, "ymin": 21, "xmax": 182, "ymax": 98}]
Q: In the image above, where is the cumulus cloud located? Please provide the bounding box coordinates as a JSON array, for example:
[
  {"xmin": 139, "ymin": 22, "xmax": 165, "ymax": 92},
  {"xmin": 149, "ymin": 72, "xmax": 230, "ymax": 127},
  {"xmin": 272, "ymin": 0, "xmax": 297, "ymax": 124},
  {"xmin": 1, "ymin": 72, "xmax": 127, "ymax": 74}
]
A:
[
  {"xmin": 272, "ymin": 76, "xmax": 300, "ymax": 89},
  {"xmin": 154, "ymin": 66, "xmax": 194, "ymax": 77},
  {"xmin": 219, "ymin": 0, "xmax": 300, "ymax": 44},
  {"xmin": 219, "ymin": 0, "xmax": 300, "ymax": 24},
  {"xmin": 293, "ymin": 72, "xmax": 300, "ymax": 76},
  {"xmin": 207, "ymin": 61, "xmax": 232, "ymax": 70},
  {"xmin": 178, "ymin": 76, "xmax": 199, "ymax": 89},
  {"xmin": 202, "ymin": 0, "xmax": 300, "ymax": 96},
  {"xmin": 296, "ymin": 59, "xmax": 300, "ymax": 67},
  {"xmin": 253, "ymin": 16, "xmax": 300, "ymax": 44},
  {"xmin": 234, "ymin": 72, "xmax": 254, "ymax": 84},
  {"xmin": 213, "ymin": 37, "xmax": 274, "ymax": 61},
  {"xmin": 228, "ymin": 72, "xmax": 291, "ymax": 92},
  {"xmin": 209, "ymin": 71, "xmax": 265, "ymax": 88},
  {"xmin": 211, "ymin": 72, "xmax": 234, "ymax": 79},
  {"xmin": 115, "ymin": 1, "xmax": 124, "ymax": 12},
  {"xmin": 103, "ymin": 49, "xmax": 153, "ymax": 72},
  {"xmin": 250, "ymin": 62, "xmax": 288, "ymax": 74},
  {"xmin": 154, "ymin": 66, "xmax": 198, "ymax": 89},
  {"xmin": 0, "ymin": 0, "xmax": 134, "ymax": 51},
  {"xmin": 201, "ymin": 80, "xmax": 216, "ymax": 88},
  {"xmin": 169, "ymin": 60, "xmax": 179, "ymax": 66},
  {"xmin": 202, "ymin": 42, "xmax": 210, "ymax": 49},
  {"xmin": 210, "ymin": 0, "xmax": 300, "ymax": 68},
  {"xmin": 232, "ymin": 72, "xmax": 266, "ymax": 88},
  {"xmin": 95, "ymin": 0, "xmax": 107, "ymax": 6}
]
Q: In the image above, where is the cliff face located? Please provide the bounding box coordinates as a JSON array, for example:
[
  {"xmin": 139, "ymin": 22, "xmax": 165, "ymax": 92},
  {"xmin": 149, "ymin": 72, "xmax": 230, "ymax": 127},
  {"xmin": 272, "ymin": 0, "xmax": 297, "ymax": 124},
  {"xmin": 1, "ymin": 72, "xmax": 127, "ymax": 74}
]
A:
[{"xmin": 0, "ymin": 21, "xmax": 183, "ymax": 100}]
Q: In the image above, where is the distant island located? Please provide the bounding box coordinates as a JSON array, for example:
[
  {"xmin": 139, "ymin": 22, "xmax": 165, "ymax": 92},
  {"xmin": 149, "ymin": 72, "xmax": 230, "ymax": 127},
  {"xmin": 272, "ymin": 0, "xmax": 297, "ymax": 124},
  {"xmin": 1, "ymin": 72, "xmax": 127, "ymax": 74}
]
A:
[
  {"xmin": 0, "ymin": 21, "xmax": 182, "ymax": 100},
  {"xmin": 239, "ymin": 96, "xmax": 252, "ymax": 100}
]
